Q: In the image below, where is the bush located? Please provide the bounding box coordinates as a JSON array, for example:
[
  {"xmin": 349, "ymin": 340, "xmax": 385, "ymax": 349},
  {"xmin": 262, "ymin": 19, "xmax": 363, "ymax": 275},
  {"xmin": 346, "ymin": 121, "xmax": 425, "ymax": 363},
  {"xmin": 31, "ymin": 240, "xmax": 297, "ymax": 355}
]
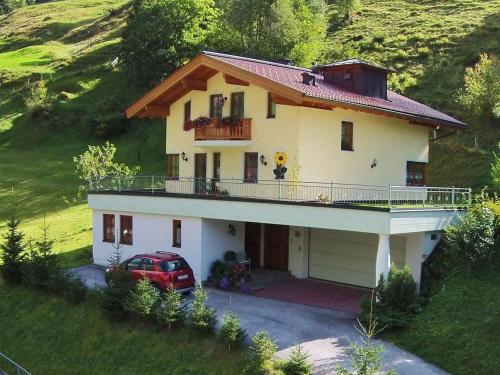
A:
[
  {"xmin": 210, "ymin": 260, "xmax": 227, "ymax": 281},
  {"xmin": 282, "ymin": 344, "xmax": 312, "ymax": 375},
  {"xmin": 83, "ymin": 96, "xmax": 129, "ymax": 138},
  {"xmin": 156, "ymin": 287, "xmax": 185, "ymax": 332},
  {"xmin": 189, "ymin": 284, "xmax": 216, "ymax": 334},
  {"xmin": 24, "ymin": 80, "xmax": 49, "ymax": 112},
  {"xmin": 125, "ymin": 277, "xmax": 160, "ymax": 320},
  {"xmin": 360, "ymin": 265, "xmax": 419, "ymax": 330},
  {"xmin": 444, "ymin": 201, "xmax": 496, "ymax": 271},
  {"xmin": 100, "ymin": 268, "xmax": 134, "ymax": 320},
  {"xmin": 224, "ymin": 250, "xmax": 237, "ymax": 262},
  {"xmin": 0, "ymin": 213, "xmax": 26, "ymax": 285},
  {"xmin": 246, "ymin": 330, "xmax": 278, "ymax": 374},
  {"xmin": 220, "ymin": 311, "xmax": 246, "ymax": 352},
  {"xmin": 61, "ymin": 273, "xmax": 87, "ymax": 304}
]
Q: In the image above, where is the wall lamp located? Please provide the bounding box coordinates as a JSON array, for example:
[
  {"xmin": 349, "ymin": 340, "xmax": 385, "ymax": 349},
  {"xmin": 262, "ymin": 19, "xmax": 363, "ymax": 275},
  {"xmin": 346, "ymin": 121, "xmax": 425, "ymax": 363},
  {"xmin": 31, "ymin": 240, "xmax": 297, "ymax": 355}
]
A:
[
  {"xmin": 181, "ymin": 152, "xmax": 188, "ymax": 162},
  {"xmin": 371, "ymin": 158, "xmax": 378, "ymax": 168},
  {"xmin": 259, "ymin": 154, "xmax": 267, "ymax": 166},
  {"xmin": 227, "ymin": 224, "xmax": 236, "ymax": 236}
]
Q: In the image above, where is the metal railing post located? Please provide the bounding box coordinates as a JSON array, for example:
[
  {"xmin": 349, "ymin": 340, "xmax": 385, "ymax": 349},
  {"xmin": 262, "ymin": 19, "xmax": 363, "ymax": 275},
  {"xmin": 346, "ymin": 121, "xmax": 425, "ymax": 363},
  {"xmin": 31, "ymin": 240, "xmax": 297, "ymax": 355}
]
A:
[
  {"xmin": 423, "ymin": 185, "xmax": 426, "ymax": 207},
  {"xmin": 388, "ymin": 184, "xmax": 392, "ymax": 208},
  {"xmin": 151, "ymin": 176, "xmax": 155, "ymax": 193},
  {"xmin": 451, "ymin": 186, "xmax": 455, "ymax": 210},
  {"xmin": 278, "ymin": 178, "xmax": 281, "ymax": 200},
  {"xmin": 330, "ymin": 181, "xmax": 334, "ymax": 203},
  {"xmin": 118, "ymin": 176, "xmax": 121, "ymax": 192}
]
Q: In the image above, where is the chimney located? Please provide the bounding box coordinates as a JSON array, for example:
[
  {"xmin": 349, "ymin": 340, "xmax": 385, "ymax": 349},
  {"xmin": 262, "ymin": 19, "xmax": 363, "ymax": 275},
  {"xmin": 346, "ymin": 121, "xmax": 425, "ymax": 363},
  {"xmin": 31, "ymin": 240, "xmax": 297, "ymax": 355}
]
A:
[
  {"xmin": 301, "ymin": 72, "xmax": 316, "ymax": 86},
  {"xmin": 317, "ymin": 59, "xmax": 394, "ymax": 100}
]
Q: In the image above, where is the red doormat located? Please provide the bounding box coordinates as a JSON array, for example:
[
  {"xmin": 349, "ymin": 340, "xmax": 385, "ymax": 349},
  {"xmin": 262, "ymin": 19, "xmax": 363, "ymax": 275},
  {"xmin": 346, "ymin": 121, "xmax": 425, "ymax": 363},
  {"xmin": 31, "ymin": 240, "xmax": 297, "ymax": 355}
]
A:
[{"xmin": 253, "ymin": 278, "xmax": 369, "ymax": 314}]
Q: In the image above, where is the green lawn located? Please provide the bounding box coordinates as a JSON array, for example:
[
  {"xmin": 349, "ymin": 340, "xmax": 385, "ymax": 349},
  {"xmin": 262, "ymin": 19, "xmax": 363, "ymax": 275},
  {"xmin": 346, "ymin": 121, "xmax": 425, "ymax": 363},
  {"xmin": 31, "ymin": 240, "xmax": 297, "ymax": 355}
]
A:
[
  {"xmin": 0, "ymin": 281, "xmax": 246, "ymax": 374},
  {"xmin": 386, "ymin": 268, "xmax": 500, "ymax": 375}
]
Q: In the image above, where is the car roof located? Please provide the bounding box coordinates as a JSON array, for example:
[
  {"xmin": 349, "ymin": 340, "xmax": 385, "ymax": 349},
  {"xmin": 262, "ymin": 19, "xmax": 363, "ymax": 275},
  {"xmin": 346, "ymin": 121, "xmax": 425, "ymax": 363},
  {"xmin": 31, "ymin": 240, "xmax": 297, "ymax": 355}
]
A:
[{"xmin": 135, "ymin": 251, "xmax": 182, "ymax": 260}]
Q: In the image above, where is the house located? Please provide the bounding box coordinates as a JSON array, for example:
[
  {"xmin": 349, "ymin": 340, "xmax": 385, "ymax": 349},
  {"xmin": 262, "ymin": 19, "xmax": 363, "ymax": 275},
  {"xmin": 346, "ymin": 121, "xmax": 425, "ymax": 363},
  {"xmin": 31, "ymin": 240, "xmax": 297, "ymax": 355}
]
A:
[{"xmin": 88, "ymin": 51, "xmax": 469, "ymax": 290}]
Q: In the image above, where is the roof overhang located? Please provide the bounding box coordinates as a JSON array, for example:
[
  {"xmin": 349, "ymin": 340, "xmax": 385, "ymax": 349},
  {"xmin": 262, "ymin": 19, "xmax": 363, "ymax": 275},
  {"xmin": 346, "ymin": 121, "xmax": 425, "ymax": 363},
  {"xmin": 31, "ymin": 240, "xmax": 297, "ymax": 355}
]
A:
[{"xmin": 125, "ymin": 53, "xmax": 466, "ymax": 129}]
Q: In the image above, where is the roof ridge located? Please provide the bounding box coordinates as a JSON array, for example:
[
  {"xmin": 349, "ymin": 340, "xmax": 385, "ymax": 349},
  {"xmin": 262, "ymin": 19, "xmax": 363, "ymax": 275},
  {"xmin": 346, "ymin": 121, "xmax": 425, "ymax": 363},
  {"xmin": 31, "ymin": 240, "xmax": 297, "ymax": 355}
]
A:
[{"xmin": 202, "ymin": 50, "xmax": 311, "ymax": 72}]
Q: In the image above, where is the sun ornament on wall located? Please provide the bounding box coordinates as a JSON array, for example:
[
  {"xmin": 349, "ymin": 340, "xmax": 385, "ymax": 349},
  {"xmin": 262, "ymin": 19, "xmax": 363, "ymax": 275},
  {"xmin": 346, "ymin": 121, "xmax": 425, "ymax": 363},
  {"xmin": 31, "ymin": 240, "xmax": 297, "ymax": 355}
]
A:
[{"xmin": 273, "ymin": 151, "xmax": 288, "ymax": 179}]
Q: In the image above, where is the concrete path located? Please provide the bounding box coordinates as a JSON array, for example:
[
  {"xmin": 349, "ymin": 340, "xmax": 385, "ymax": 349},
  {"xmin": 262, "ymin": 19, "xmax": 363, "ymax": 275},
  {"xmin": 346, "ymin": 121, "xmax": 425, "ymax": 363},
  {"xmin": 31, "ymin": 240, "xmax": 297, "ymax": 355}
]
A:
[{"xmin": 72, "ymin": 265, "xmax": 447, "ymax": 375}]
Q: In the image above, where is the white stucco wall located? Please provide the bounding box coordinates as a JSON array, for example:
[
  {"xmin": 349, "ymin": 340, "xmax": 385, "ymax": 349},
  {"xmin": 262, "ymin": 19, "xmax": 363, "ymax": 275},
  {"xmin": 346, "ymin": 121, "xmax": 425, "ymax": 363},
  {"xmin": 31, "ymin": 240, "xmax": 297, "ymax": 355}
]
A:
[
  {"xmin": 200, "ymin": 219, "xmax": 245, "ymax": 280},
  {"xmin": 288, "ymin": 226, "xmax": 309, "ymax": 278}
]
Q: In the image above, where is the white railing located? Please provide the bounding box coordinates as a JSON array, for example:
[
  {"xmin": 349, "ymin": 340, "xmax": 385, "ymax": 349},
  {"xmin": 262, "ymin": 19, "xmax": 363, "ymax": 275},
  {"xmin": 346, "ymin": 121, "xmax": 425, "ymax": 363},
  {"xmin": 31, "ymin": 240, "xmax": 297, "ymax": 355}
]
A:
[
  {"xmin": 0, "ymin": 352, "xmax": 31, "ymax": 375},
  {"xmin": 89, "ymin": 176, "xmax": 472, "ymax": 210}
]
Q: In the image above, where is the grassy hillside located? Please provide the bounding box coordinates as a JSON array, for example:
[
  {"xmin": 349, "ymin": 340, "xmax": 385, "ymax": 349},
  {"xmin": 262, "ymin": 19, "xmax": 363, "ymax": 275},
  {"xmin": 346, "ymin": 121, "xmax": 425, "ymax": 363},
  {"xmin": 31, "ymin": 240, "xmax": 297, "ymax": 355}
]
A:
[{"xmin": 0, "ymin": 281, "xmax": 245, "ymax": 374}]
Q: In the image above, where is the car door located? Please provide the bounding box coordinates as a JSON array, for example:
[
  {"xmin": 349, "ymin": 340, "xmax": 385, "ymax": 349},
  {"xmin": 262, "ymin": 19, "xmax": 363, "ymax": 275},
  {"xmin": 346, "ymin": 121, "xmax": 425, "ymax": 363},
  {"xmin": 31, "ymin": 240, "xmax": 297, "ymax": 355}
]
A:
[{"xmin": 124, "ymin": 257, "xmax": 144, "ymax": 282}]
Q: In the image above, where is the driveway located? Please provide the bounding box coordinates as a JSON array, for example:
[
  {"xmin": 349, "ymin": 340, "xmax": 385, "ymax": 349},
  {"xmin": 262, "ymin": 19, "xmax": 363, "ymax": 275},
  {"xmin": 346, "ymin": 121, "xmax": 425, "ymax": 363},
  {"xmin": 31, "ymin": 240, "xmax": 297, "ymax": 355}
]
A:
[{"xmin": 73, "ymin": 265, "xmax": 447, "ymax": 375}]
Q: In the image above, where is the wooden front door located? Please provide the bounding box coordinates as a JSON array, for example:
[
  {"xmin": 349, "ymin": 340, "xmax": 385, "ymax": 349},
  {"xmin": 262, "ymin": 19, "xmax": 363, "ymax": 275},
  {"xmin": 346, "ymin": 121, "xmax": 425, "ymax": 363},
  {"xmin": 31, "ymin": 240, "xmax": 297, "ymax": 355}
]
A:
[
  {"xmin": 245, "ymin": 222, "xmax": 261, "ymax": 266},
  {"xmin": 194, "ymin": 153, "xmax": 207, "ymax": 193},
  {"xmin": 264, "ymin": 224, "xmax": 289, "ymax": 271}
]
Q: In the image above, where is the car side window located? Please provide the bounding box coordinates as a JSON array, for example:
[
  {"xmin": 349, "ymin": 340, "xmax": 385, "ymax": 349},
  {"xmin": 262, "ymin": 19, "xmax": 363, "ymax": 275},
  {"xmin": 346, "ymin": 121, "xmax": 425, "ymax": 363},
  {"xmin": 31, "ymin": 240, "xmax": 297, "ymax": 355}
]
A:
[
  {"xmin": 126, "ymin": 257, "xmax": 143, "ymax": 270},
  {"xmin": 142, "ymin": 258, "xmax": 155, "ymax": 271}
]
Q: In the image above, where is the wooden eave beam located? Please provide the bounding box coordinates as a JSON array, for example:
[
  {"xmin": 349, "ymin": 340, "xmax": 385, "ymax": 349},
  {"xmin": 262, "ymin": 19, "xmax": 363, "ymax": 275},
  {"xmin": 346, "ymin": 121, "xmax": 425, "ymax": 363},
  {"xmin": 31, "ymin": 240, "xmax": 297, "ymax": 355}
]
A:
[
  {"xmin": 223, "ymin": 73, "xmax": 249, "ymax": 86},
  {"xmin": 180, "ymin": 78, "xmax": 207, "ymax": 91},
  {"xmin": 270, "ymin": 93, "xmax": 299, "ymax": 106},
  {"xmin": 139, "ymin": 105, "xmax": 170, "ymax": 118}
]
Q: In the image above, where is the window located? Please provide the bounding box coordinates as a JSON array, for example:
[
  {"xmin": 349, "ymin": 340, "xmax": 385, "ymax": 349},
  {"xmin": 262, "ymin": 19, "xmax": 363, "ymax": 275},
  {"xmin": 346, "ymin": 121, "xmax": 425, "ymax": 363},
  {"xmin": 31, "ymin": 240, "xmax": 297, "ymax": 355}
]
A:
[
  {"xmin": 406, "ymin": 162, "xmax": 427, "ymax": 186},
  {"xmin": 103, "ymin": 214, "xmax": 115, "ymax": 243},
  {"xmin": 184, "ymin": 100, "xmax": 191, "ymax": 122},
  {"xmin": 267, "ymin": 93, "xmax": 276, "ymax": 118},
  {"xmin": 125, "ymin": 257, "xmax": 142, "ymax": 270},
  {"xmin": 173, "ymin": 220, "xmax": 182, "ymax": 248},
  {"xmin": 213, "ymin": 152, "xmax": 221, "ymax": 181},
  {"xmin": 244, "ymin": 152, "xmax": 258, "ymax": 183},
  {"xmin": 341, "ymin": 121, "xmax": 354, "ymax": 151},
  {"xmin": 120, "ymin": 215, "xmax": 133, "ymax": 245},
  {"xmin": 166, "ymin": 154, "xmax": 179, "ymax": 180},
  {"xmin": 230, "ymin": 92, "xmax": 244, "ymax": 118},
  {"xmin": 142, "ymin": 258, "xmax": 155, "ymax": 271},
  {"xmin": 160, "ymin": 258, "xmax": 189, "ymax": 272},
  {"xmin": 209, "ymin": 94, "xmax": 223, "ymax": 119}
]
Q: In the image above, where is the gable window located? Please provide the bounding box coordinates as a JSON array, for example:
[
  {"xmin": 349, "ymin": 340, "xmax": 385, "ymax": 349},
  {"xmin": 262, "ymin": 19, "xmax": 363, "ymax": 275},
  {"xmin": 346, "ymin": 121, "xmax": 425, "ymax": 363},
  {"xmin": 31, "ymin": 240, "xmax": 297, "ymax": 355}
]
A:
[
  {"xmin": 231, "ymin": 92, "xmax": 244, "ymax": 118},
  {"xmin": 341, "ymin": 121, "xmax": 354, "ymax": 151},
  {"xmin": 209, "ymin": 94, "xmax": 223, "ymax": 119},
  {"xmin": 267, "ymin": 93, "xmax": 276, "ymax": 118},
  {"xmin": 184, "ymin": 100, "xmax": 191, "ymax": 122},
  {"xmin": 103, "ymin": 214, "xmax": 115, "ymax": 243},
  {"xmin": 406, "ymin": 162, "xmax": 427, "ymax": 186},
  {"xmin": 120, "ymin": 215, "xmax": 133, "ymax": 245},
  {"xmin": 173, "ymin": 220, "xmax": 182, "ymax": 248},
  {"xmin": 244, "ymin": 152, "xmax": 258, "ymax": 183},
  {"xmin": 166, "ymin": 154, "xmax": 179, "ymax": 180}
]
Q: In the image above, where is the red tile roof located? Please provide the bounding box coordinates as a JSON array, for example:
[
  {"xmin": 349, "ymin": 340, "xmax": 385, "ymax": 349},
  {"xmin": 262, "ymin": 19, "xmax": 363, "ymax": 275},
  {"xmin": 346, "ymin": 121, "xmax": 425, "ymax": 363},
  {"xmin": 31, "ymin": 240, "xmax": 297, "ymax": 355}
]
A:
[{"xmin": 204, "ymin": 51, "xmax": 466, "ymax": 128}]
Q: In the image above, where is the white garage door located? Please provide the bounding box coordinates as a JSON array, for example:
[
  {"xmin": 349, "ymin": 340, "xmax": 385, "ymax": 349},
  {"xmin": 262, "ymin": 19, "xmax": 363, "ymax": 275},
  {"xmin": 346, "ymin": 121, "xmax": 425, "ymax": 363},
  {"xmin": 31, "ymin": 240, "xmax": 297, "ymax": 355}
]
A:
[{"xmin": 309, "ymin": 229, "xmax": 378, "ymax": 288}]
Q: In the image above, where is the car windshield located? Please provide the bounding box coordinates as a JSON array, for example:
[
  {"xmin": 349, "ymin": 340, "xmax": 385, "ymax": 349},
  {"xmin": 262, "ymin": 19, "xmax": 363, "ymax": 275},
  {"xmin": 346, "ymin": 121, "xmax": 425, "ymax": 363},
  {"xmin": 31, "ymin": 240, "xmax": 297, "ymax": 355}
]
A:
[{"xmin": 160, "ymin": 258, "xmax": 189, "ymax": 272}]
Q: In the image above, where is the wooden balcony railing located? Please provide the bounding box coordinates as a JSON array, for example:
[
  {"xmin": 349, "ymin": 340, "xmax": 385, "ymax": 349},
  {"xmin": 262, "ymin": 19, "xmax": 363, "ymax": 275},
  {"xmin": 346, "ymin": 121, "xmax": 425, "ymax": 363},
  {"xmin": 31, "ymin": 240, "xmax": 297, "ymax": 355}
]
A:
[{"xmin": 194, "ymin": 118, "xmax": 251, "ymax": 141}]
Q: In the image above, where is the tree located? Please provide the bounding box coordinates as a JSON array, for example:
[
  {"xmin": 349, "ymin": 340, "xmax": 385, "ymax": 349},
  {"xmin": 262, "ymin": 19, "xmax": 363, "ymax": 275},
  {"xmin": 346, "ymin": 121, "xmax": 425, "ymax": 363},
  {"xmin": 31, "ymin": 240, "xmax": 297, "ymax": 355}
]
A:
[
  {"xmin": 156, "ymin": 287, "xmax": 185, "ymax": 332},
  {"xmin": 221, "ymin": 0, "xmax": 328, "ymax": 67},
  {"xmin": 337, "ymin": 294, "xmax": 396, "ymax": 375},
  {"xmin": 189, "ymin": 284, "xmax": 217, "ymax": 333},
  {"xmin": 220, "ymin": 310, "xmax": 246, "ymax": 352},
  {"xmin": 125, "ymin": 277, "xmax": 160, "ymax": 319},
  {"xmin": 336, "ymin": 0, "xmax": 361, "ymax": 23},
  {"xmin": 0, "ymin": 212, "xmax": 26, "ymax": 284},
  {"xmin": 24, "ymin": 79, "xmax": 49, "ymax": 111},
  {"xmin": 121, "ymin": 0, "xmax": 219, "ymax": 90},
  {"xmin": 457, "ymin": 54, "xmax": 500, "ymax": 121},
  {"xmin": 73, "ymin": 141, "xmax": 140, "ymax": 192},
  {"xmin": 490, "ymin": 144, "xmax": 500, "ymax": 191},
  {"xmin": 246, "ymin": 330, "xmax": 278, "ymax": 374},
  {"xmin": 22, "ymin": 219, "xmax": 59, "ymax": 290},
  {"xmin": 444, "ymin": 201, "xmax": 496, "ymax": 271},
  {"xmin": 282, "ymin": 344, "xmax": 312, "ymax": 375}
]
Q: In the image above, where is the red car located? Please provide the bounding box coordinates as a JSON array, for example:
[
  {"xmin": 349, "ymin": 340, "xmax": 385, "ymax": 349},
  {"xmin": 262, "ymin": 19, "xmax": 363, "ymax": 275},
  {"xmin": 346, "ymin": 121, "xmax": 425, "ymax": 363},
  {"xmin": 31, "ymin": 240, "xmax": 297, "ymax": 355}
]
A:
[{"xmin": 108, "ymin": 251, "xmax": 195, "ymax": 293}]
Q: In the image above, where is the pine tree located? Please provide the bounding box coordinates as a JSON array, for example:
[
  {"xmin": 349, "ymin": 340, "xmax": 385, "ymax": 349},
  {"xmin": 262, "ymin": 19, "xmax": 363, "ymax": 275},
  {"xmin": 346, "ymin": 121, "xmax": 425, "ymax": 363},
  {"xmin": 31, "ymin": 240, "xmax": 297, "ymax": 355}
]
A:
[
  {"xmin": 189, "ymin": 284, "xmax": 217, "ymax": 334},
  {"xmin": 282, "ymin": 344, "xmax": 312, "ymax": 375},
  {"xmin": 220, "ymin": 311, "xmax": 246, "ymax": 352},
  {"xmin": 156, "ymin": 286, "xmax": 185, "ymax": 332},
  {"xmin": 0, "ymin": 213, "xmax": 26, "ymax": 284}
]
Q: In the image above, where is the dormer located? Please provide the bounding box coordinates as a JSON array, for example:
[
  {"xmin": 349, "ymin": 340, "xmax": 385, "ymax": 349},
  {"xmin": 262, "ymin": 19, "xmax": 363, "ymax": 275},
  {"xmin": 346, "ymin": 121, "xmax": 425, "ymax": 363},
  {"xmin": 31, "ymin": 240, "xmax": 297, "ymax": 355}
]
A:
[{"xmin": 315, "ymin": 59, "xmax": 394, "ymax": 100}]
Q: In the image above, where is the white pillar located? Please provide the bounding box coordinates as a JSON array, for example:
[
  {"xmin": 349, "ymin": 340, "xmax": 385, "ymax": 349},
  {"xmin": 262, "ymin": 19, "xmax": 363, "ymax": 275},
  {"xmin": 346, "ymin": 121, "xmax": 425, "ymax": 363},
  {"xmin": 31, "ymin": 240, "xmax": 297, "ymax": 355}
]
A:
[
  {"xmin": 375, "ymin": 233, "xmax": 391, "ymax": 286},
  {"xmin": 405, "ymin": 233, "xmax": 425, "ymax": 292}
]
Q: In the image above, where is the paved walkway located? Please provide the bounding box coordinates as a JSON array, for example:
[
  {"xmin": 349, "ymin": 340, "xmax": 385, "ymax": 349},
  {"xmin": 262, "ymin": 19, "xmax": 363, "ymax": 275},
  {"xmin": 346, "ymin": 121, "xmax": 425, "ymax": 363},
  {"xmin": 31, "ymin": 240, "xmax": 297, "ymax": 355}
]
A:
[{"xmin": 72, "ymin": 265, "xmax": 447, "ymax": 375}]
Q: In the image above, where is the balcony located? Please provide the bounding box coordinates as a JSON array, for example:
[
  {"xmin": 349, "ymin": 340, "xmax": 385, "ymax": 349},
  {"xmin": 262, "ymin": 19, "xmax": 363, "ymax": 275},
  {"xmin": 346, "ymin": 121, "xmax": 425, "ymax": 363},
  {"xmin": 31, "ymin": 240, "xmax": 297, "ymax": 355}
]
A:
[
  {"xmin": 89, "ymin": 176, "xmax": 471, "ymax": 211},
  {"xmin": 193, "ymin": 118, "xmax": 251, "ymax": 146}
]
